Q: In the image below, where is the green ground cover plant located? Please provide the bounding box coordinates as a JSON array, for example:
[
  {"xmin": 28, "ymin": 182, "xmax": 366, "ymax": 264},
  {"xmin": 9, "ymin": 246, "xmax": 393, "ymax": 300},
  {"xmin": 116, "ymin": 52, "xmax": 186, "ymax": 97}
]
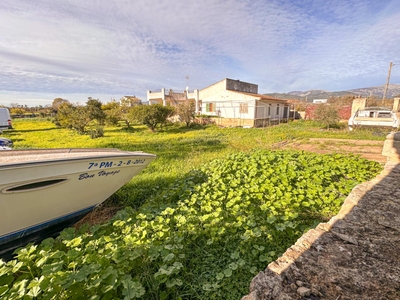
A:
[
  {"xmin": 0, "ymin": 119, "xmax": 384, "ymax": 299},
  {"xmin": 2, "ymin": 118, "xmax": 387, "ymax": 208}
]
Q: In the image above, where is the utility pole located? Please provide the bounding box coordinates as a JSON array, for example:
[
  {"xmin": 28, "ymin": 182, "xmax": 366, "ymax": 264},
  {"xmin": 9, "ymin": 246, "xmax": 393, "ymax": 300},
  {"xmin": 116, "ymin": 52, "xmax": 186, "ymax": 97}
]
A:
[{"xmin": 382, "ymin": 62, "xmax": 394, "ymax": 100}]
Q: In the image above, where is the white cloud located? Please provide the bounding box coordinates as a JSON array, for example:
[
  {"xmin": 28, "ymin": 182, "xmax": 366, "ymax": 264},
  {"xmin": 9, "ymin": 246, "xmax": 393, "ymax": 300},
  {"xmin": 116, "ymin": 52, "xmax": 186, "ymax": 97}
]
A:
[{"xmin": 0, "ymin": 0, "xmax": 399, "ymax": 105}]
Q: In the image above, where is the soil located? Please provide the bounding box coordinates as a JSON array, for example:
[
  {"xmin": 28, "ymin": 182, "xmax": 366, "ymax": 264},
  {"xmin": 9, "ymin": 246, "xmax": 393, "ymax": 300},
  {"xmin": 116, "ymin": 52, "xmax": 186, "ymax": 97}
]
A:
[{"xmin": 276, "ymin": 138, "xmax": 386, "ymax": 163}]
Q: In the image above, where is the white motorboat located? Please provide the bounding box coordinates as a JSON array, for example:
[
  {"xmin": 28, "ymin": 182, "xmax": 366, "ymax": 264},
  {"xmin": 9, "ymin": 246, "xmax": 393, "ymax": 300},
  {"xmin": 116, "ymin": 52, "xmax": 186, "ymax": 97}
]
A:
[
  {"xmin": 0, "ymin": 148, "xmax": 156, "ymax": 258},
  {"xmin": 348, "ymin": 107, "xmax": 399, "ymax": 131},
  {"xmin": 0, "ymin": 137, "xmax": 13, "ymax": 150}
]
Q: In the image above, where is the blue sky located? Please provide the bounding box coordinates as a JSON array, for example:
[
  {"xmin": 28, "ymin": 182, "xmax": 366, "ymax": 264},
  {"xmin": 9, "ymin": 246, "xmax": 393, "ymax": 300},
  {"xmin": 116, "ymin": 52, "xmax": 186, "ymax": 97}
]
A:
[{"xmin": 0, "ymin": 0, "xmax": 399, "ymax": 106}]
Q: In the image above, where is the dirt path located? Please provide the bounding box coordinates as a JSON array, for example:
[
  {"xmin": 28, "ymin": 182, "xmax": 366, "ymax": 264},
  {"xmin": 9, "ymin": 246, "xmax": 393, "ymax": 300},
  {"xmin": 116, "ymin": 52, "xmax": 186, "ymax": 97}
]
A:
[{"xmin": 277, "ymin": 138, "xmax": 386, "ymax": 163}]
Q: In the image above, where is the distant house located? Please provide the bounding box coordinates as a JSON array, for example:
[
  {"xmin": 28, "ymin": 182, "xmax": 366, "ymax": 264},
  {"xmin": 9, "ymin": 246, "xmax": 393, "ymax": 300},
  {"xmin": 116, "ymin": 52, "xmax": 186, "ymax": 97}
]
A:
[
  {"xmin": 312, "ymin": 99, "xmax": 327, "ymax": 104},
  {"xmin": 199, "ymin": 78, "xmax": 290, "ymax": 127},
  {"xmin": 121, "ymin": 95, "xmax": 142, "ymax": 106},
  {"xmin": 147, "ymin": 88, "xmax": 200, "ymax": 111},
  {"xmin": 147, "ymin": 78, "xmax": 290, "ymax": 127}
]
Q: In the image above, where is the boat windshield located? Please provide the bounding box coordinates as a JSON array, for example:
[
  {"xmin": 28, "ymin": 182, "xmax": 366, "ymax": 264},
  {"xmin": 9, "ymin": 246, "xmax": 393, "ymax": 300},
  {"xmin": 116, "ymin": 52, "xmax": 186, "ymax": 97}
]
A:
[{"xmin": 377, "ymin": 112, "xmax": 391, "ymax": 118}]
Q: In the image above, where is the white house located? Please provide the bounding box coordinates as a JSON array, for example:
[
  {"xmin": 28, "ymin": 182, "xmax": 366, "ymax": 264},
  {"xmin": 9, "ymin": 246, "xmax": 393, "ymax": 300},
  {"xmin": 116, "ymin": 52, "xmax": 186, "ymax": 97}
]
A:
[
  {"xmin": 199, "ymin": 78, "xmax": 290, "ymax": 127},
  {"xmin": 147, "ymin": 78, "xmax": 290, "ymax": 127},
  {"xmin": 147, "ymin": 88, "xmax": 200, "ymax": 112}
]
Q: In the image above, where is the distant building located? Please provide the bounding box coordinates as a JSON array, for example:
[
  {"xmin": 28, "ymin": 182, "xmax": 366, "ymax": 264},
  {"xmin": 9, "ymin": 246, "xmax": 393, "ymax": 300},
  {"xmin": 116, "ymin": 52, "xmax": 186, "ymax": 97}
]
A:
[
  {"xmin": 312, "ymin": 99, "xmax": 327, "ymax": 104},
  {"xmin": 121, "ymin": 95, "xmax": 142, "ymax": 106},
  {"xmin": 147, "ymin": 78, "xmax": 290, "ymax": 127},
  {"xmin": 199, "ymin": 78, "xmax": 290, "ymax": 127},
  {"xmin": 147, "ymin": 88, "xmax": 200, "ymax": 111}
]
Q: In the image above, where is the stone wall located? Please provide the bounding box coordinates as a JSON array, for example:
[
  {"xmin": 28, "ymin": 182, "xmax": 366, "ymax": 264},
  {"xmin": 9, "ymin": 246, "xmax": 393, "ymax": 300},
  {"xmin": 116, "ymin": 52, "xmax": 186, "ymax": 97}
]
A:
[
  {"xmin": 351, "ymin": 98, "xmax": 367, "ymax": 116},
  {"xmin": 194, "ymin": 117, "xmax": 254, "ymax": 127},
  {"xmin": 194, "ymin": 117, "xmax": 288, "ymax": 128}
]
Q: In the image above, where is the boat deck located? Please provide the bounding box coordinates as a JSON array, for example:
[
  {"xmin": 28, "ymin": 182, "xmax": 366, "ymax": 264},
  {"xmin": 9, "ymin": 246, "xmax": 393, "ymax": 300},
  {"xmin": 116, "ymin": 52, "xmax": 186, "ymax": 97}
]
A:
[{"xmin": 0, "ymin": 148, "xmax": 149, "ymax": 164}]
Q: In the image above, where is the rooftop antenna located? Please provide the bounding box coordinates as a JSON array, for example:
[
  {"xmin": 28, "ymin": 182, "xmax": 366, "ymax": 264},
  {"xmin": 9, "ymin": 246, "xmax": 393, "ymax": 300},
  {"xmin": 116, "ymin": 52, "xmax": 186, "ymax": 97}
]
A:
[{"xmin": 382, "ymin": 62, "xmax": 395, "ymax": 100}]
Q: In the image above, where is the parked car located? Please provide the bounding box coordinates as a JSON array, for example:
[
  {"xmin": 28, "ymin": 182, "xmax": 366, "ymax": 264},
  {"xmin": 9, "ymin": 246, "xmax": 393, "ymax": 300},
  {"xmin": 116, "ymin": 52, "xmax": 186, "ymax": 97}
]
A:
[
  {"xmin": 348, "ymin": 107, "xmax": 399, "ymax": 131},
  {"xmin": 0, "ymin": 108, "xmax": 13, "ymax": 132},
  {"xmin": 0, "ymin": 137, "xmax": 13, "ymax": 150}
]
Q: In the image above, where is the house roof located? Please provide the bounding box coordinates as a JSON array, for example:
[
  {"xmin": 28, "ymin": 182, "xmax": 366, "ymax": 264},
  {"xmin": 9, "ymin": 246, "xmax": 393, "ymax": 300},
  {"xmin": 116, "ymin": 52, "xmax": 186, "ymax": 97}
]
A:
[{"xmin": 237, "ymin": 91, "xmax": 289, "ymax": 103}]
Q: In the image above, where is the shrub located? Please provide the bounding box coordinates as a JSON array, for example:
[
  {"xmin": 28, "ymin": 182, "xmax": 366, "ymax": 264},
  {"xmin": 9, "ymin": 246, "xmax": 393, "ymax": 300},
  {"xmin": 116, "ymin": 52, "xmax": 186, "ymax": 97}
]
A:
[
  {"xmin": 89, "ymin": 125, "xmax": 104, "ymax": 139},
  {"xmin": 129, "ymin": 104, "xmax": 175, "ymax": 132},
  {"xmin": 313, "ymin": 104, "xmax": 340, "ymax": 129},
  {"xmin": 86, "ymin": 98, "xmax": 106, "ymax": 125},
  {"xmin": 103, "ymin": 101, "xmax": 121, "ymax": 126},
  {"xmin": 175, "ymin": 102, "xmax": 196, "ymax": 127},
  {"xmin": 55, "ymin": 104, "xmax": 90, "ymax": 134}
]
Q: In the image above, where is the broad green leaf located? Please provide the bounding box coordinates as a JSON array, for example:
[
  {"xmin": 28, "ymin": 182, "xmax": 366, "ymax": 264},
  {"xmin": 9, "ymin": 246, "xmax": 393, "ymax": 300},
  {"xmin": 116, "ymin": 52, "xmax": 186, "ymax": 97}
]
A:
[
  {"xmin": 223, "ymin": 269, "xmax": 232, "ymax": 277},
  {"xmin": 42, "ymin": 261, "xmax": 64, "ymax": 276},
  {"xmin": 121, "ymin": 277, "xmax": 145, "ymax": 299},
  {"xmin": 0, "ymin": 285, "xmax": 9, "ymax": 296},
  {"xmin": 0, "ymin": 274, "xmax": 14, "ymax": 286}
]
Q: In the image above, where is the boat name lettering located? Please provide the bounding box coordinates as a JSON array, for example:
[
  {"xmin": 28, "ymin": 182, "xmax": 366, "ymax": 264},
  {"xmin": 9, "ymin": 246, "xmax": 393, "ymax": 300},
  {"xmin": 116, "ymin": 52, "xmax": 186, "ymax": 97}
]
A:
[
  {"xmin": 98, "ymin": 170, "xmax": 120, "ymax": 177},
  {"xmin": 79, "ymin": 173, "xmax": 95, "ymax": 180}
]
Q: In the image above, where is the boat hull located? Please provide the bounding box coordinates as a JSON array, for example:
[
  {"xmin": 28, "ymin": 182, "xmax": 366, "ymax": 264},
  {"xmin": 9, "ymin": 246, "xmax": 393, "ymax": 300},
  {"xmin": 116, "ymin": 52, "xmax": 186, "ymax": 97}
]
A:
[
  {"xmin": 348, "ymin": 107, "xmax": 399, "ymax": 131},
  {"xmin": 0, "ymin": 148, "xmax": 156, "ymax": 258}
]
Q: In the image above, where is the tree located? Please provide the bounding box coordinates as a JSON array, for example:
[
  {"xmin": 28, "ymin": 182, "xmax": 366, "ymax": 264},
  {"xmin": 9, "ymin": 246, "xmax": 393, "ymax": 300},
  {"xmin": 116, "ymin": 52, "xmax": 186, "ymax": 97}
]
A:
[
  {"xmin": 54, "ymin": 102, "xmax": 75, "ymax": 129},
  {"xmin": 52, "ymin": 98, "xmax": 69, "ymax": 112},
  {"xmin": 54, "ymin": 102, "xmax": 92, "ymax": 134},
  {"xmin": 175, "ymin": 102, "xmax": 196, "ymax": 127},
  {"xmin": 69, "ymin": 106, "xmax": 92, "ymax": 134},
  {"xmin": 313, "ymin": 104, "xmax": 340, "ymax": 130},
  {"xmin": 119, "ymin": 98, "xmax": 135, "ymax": 129},
  {"xmin": 102, "ymin": 100, "xmax": 121, "ymax": 126},
  {"xmin": 103, "ymin": 97, "xmax": 140, "ymax": 129},
  {"xmin": 129, "ymin": 104, "xmax": 175, "ymax": 132},
  {"xmin": 86, "ymin": 98, "xmax": 106, "ymax": 125},
  {"xmin": 9, "ymin": 107, "xmax": 25, "ymax": 115}
]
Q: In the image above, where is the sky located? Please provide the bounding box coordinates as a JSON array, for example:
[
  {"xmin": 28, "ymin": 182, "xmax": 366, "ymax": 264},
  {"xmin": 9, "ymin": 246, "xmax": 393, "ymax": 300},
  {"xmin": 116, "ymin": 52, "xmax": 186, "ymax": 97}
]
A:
[{"xmin": 0, "ymin": 0, "xmax": 399, "ymax": 106}]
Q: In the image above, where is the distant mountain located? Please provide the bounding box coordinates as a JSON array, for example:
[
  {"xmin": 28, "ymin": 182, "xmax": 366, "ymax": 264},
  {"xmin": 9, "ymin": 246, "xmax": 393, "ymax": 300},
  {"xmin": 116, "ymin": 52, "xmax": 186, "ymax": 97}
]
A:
[{"xmin": 265, "ymin": 84, "xmax": 400, "ymax": 102}]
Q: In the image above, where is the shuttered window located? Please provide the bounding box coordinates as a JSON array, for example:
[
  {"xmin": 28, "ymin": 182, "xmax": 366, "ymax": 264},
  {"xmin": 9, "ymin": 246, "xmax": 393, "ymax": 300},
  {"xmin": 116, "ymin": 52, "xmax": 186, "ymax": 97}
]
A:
[
  {"xmin": 239, "ymin": 103, "xmax": 248, "ymax": 114},
  {"xmin": 206, "ymin": 103, "xmax": 216, "ymax": 112}
]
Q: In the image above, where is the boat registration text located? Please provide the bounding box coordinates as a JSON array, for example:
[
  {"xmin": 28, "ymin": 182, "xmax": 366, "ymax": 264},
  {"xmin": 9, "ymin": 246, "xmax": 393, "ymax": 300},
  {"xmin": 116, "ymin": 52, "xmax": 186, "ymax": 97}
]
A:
[{"xmin": 87, "ymin": 159, "xmax": 146, "ymax": 169}]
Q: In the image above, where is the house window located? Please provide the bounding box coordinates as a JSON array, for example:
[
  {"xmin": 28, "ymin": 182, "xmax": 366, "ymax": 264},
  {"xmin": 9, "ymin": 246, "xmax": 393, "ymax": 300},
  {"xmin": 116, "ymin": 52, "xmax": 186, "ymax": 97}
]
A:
[
  {"xmin": 206, "ymin": 103, "xmax": 216, "ymax": 112},
  {"xmin": 239, "ymin": 103, "xmax": 248, "ymax": 114},
  {"xmin": 276, "ymin": 104, "xmax": 280, "ymax": 115},
  {"xmin": 268, "ymin": 104, "xmax": 271, "ymax": 116}
]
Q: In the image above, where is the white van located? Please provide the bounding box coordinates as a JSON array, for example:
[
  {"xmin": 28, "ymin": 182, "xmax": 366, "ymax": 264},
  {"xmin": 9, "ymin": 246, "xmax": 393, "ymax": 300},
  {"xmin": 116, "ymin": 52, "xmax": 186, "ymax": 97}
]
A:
[{"xmin": 0, "ymin": 108, "xmax": 13, "ymax": 131}]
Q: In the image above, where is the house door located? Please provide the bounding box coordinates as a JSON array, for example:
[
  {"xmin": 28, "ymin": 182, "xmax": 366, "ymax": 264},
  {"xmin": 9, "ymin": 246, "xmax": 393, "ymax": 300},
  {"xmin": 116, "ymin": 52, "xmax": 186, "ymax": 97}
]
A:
[{"xmin": 283, "ymin": 106, "xmax": 289, "ymax": 118}]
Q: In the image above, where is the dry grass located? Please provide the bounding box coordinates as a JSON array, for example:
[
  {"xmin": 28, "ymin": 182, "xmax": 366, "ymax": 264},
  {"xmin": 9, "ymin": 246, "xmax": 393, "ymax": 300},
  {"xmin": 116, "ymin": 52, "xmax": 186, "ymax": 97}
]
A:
[{"xmin": 73, "ymin": 205, "xmax": 123, "ymax": 229}]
